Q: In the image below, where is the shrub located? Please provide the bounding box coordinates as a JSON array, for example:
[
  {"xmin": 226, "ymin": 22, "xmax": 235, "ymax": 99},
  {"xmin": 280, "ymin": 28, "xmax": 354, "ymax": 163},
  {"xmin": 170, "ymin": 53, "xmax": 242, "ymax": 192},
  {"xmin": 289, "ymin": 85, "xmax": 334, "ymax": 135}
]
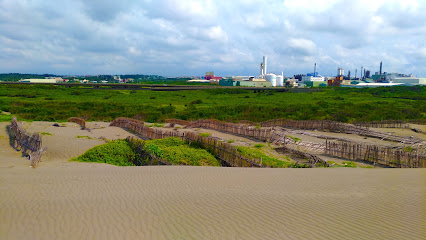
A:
[
  {"xmin": 142, "ymin": 137, "xmax": 220, "ymax": 166},
  {"xmin": 236, "ymin": 146, "xmax": 292, "ymax": 168},
  {"xmin": 199, "ymin": 132, "xmax": 211, "ymax": 137},
  {"xmin": 72, "ymin": 140, "xmax": 136, "ymax": 166}
]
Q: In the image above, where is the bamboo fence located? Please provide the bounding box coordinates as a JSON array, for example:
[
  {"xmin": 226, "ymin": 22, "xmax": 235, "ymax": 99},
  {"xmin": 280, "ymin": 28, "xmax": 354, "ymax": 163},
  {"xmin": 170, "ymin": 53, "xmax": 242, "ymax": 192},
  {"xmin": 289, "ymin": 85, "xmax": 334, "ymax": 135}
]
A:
[
  {"xmin": 68, "ymin": 117, "xmax": 86, "ymax": 129},
  {"xmin": 354, "ymin": 120, "xmax": 408, "ymax": 128},
  {"xmin": 275, "ymin": 147, "xmax": 328, "ymax": 167},
  {"xmin": 259, "ymin": 119, "xmax": 423, "ymax": 144},
  {"xmin": 120, "ymin": 117, "xmax": 426, "ymax": 168},
  {"xmin": 354, "ymin": 119, "xmax": 426, "ymax": 128},
  {"xmin": 8, "ymin": 117, "xmax": 45, "ymax": 168},
  {"xmin": 325, "ymin": 140, "xmax": 425, "ymax": 168},
  {"xmin": 187, "ymin": 119, "xmax": 272, "ymax": 141},
  {"xmin": 168, "ymin": 118, "xmax": 422, "ymax": 144},
  {"xmin": 111, "ymin": 118, "xmax": 263, "ymax": 167},
  {"xmin": 165, "ymin": 119, "xmax": 191, "ymax": 126},
  {"xmin": 260, "ymin": 119, "xmax": 357, "ymax": 132}
]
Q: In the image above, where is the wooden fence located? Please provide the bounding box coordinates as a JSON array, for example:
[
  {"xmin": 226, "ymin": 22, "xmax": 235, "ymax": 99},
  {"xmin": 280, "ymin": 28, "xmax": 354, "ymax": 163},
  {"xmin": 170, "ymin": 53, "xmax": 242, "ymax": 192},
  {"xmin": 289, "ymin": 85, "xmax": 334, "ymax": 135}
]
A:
[
  {"xmin": 8, "ymin": 117, "xmax": 45, "ymax": 168},
  {"xmin": 354, "ymin": 119, "xmax": 426, "ymax": 128},
  {"xmin": 325, "ymin": 140, "xmax": 425, "ymax": 168},
  {"xmin": 68, "ymin": 117, "xmax": 86, "ymax": 129},
  {"xmin": 120, "ymin": 117, "xmax": 426, "ymax": 168},
  {"xmin": 260, "ymin": 119, "xmax": 357, "ymax": 132},
  {"xmin": 165, "ymin": 119, "xmax": 191, "ymax": 126},
  {"xmin": 354, "ymin": 120, "xmax": 408, "ymax": 128},
  {"xmin": 275, "ymin": 147, "xmax": 328, "ymax": 167},
  {"xmin": 185, "ymin": 119, "xmax": 272, "ymax": 141},
  {"xmin": 111, "ymin": 118, "xmax": 263, "ymax": 167},
  {"xmin": 168, "ymin": 118, "xmax": 423, "ymax": 145},
  {"xmin": 259, "ymin": 118, "xmax": 423, "ymax": 144}
]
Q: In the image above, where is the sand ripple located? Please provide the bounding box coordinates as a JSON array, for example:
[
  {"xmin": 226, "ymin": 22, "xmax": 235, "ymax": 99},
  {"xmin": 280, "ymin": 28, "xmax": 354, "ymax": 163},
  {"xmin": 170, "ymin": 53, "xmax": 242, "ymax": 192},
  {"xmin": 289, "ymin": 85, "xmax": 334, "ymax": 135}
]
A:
[{"xmin": 0, "ymin": 166, "xmax": 425, "ymax": 239}]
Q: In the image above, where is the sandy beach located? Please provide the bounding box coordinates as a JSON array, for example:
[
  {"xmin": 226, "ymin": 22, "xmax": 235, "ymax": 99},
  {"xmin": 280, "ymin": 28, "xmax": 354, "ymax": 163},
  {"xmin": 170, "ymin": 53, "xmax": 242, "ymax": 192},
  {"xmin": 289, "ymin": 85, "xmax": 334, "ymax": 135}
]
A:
[{"xmin": 1, "ymin": 122, "xmax": 425, "ymax": 239}]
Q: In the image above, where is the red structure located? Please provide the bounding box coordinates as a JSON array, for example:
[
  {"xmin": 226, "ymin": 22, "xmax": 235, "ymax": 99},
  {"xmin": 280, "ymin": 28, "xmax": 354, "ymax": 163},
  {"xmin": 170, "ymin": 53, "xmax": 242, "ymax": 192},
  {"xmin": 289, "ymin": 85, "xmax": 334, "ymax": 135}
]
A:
[
  {"xmin": 328, "ymin": 76, "xmax": 342, "ymax": 87},
  {"xmin": 205, "ymin": 72, "xmax": 222, "ymax": 80}
]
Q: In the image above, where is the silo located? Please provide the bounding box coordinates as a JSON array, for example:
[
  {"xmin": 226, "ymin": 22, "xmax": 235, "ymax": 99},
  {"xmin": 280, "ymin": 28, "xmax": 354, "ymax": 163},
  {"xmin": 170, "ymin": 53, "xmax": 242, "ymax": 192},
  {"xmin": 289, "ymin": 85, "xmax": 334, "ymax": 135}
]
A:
[
  {"xmin": 276, "ymin": 75, "xmax": 283, "ymax": 87},
  {"xmin": 265, "ymin": 73, "xmax": 277, "ymax": 87}
]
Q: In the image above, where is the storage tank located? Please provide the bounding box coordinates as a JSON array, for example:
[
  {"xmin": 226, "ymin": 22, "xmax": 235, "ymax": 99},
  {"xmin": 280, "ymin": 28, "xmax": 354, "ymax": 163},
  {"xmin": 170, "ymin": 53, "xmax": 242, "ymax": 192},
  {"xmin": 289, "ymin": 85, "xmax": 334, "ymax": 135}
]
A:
[
  {"xmin": 265, "ymin": 73, "xmax": 277, "ymax": 87},
  {"xmin": 276, "ymin": 75, "xmax": 283, "ymax": 87}
]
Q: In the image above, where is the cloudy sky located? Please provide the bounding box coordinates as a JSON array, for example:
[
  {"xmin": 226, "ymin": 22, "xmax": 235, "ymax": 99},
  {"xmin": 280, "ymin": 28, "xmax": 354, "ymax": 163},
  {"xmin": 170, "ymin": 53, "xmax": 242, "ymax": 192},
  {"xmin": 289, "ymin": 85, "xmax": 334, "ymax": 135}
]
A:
[{"xmin": 0, "ymin": 0, "xmax": 425, "ymax": 77}]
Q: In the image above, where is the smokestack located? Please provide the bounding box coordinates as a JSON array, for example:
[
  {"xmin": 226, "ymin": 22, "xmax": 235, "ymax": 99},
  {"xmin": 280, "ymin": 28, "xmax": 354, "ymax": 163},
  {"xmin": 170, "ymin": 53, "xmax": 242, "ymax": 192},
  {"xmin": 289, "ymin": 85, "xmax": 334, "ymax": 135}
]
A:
[
  {"xmin": 314, "ymin": 63, "xmax": 316, "ymax": 77},
  {"xmin": 380, "ymin": 61, "xmax": 382, "ymax": 76},
  {"xmin": 263, "ymin": 56, "xmax": 267, "ymax": 76}
]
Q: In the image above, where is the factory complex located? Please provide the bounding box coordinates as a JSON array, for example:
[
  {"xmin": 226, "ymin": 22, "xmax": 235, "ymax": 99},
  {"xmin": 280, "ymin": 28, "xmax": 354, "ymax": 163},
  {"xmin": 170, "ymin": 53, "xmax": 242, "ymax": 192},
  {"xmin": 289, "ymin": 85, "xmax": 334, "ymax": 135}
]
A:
[
  {"xmin": 193, "ymin": 57, "xmax": 425, "ymax": 88},
  {"xmin": 16, "ymin": 57, "xmax": 425, "ymax": 88}
]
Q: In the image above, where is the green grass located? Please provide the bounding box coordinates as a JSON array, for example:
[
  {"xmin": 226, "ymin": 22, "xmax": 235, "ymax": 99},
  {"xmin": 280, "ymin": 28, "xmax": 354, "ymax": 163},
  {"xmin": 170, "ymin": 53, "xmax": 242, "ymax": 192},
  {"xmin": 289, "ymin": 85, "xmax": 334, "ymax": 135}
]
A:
[
  {"xmin": 0, "ymin": 84, "xmax": 424, "ymax": 123},
  {"xmin": 0, "ymin": 113, "xmax": 12, "ymax": 122},
  {"xmin": 40, "ymin": 132, "xmax": 52, "ymax": 136},
  {"xmin": 328, "ymin": 161, "xmax": 358, "ymax": 168},
  {"xmin": 342, "ymin": 161, "xmax": 357, "ymax": 168},
  {"xmin": 227, "ymin": 139, "xmax": 235, "ymax": 143},
  {"xmin": 199, "ymin": 132, "xmax": 212, "ymax": 137},
  {"xmin": 254, "ymin": 144, "xmax": 264, "ymax": 148},
  {"xmin": 142, "ymin": 137, "xmax": 220, "ymax": 166},
  {"xmin": 77, "ymin": 135, "xmax": 94, "ymax": 139},
  {"xmin": 71, "ymin": 140, "xmax": 136, "ymax": 166},
  {"xmin": 236, "ymin": 146, "xmax": 306, "ymax": 168},
  {"xmin": 287, "ymin": 135, "xmax": 301, "ymax": 143}
]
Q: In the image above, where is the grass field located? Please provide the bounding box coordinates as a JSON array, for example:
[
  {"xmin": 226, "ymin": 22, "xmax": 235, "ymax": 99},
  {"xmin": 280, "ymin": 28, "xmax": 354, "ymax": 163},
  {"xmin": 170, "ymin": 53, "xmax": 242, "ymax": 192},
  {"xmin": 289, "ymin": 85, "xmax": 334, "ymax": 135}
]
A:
[{"xmin": 0, "ymin": 84, "xmax": 424, "ymax": 123}]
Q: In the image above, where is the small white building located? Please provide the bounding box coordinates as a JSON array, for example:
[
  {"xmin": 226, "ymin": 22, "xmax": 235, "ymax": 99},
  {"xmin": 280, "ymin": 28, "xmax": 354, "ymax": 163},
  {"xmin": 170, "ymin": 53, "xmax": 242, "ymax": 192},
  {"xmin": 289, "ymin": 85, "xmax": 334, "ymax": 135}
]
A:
[
  {"xmin": 390, "ymin": 77, "xmax": 426, "ymax": 85},
  {"xmin": 302, "ymin": 76, "xmax": 325, "ymax": 82},
  {"xmin": 20, "ymin": 78, "xmax": 62, "ymax": 83}
]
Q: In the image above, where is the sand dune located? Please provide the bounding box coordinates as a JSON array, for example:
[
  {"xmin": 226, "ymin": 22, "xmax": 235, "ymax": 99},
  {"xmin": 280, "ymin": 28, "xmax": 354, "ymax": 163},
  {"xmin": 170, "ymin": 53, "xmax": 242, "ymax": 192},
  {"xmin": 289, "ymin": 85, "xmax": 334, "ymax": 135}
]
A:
[
  {"xmin": 0, "ymin": 165, "xmax": 425, "ymax": 240},
  {"xmin": 0, "ymin": 121, "xmax": 425, "ymax": 239}
]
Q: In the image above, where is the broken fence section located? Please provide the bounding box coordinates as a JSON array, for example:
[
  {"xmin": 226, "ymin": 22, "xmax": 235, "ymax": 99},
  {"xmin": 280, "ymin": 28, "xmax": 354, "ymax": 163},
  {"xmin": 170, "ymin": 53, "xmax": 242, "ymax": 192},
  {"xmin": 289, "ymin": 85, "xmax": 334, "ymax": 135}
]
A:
[
  {"xmin": 8, "ymin": 116, "xmax": 45, "ymax": 168},
  {"xmin": 68, "ymin": 117, "xmax": 86, "ymax": 129}
]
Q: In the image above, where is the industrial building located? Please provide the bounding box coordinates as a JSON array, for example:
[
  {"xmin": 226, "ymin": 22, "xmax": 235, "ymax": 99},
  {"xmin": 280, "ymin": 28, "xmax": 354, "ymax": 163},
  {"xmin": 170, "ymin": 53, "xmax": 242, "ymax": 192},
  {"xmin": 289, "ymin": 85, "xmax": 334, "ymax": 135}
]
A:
[
  {"xmin": 204, "ymin": 72, "xmax": 222, "ymax": 81},
  {"xmin": 19, "ymin": 77, "xmax": 63, "ymax": 83},
  {"xmin": 219, "ymin": 56, "xmax": 284, "ymax": 87},
  {"xmin": 390, "ymin": 77, "xmax": 426, "ymax": 85},
  {"xmin": 259, "ymin": 56, "xmax": 284, "ymax": 87}
]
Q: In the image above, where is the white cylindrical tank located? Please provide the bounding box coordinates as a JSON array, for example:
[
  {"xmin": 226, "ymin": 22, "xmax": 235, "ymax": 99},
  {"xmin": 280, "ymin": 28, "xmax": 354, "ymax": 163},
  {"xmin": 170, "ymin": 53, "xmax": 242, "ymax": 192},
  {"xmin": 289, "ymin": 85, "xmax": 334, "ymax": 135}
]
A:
[
  {"xmin": 265, "ymin": 73, "xmax": 276, "ymax": 87},
  {"xmin": 276, "ymin": 75, "xmax": 283, "ymax": 87}
]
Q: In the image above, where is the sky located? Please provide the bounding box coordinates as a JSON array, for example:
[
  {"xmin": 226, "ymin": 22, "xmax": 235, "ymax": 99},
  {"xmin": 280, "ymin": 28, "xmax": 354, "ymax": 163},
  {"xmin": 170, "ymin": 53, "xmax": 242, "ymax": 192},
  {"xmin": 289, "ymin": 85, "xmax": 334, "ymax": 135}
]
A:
[{"xmin": 0, "ymin": 0, "xmax": 425, "ymax": 77}]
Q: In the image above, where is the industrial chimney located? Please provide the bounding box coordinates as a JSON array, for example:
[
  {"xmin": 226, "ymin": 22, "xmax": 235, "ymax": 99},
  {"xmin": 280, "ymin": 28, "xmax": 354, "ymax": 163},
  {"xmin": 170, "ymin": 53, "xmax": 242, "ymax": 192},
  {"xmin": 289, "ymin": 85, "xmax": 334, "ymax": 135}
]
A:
[
  {"xmin": 263, "ymin": 56, "xmax": 267, "ymax": 76},
  {"xmin": 314, "ymin": 63, "xmax": 317, "ymax": 77}
]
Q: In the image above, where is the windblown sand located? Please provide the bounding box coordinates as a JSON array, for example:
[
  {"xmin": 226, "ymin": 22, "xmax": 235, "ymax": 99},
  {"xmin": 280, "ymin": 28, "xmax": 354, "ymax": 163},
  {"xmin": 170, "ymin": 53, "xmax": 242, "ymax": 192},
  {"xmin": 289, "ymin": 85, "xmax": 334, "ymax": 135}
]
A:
[{"xmin": 0, "ymin": 122, "xmax": 425, "ymax": 239}]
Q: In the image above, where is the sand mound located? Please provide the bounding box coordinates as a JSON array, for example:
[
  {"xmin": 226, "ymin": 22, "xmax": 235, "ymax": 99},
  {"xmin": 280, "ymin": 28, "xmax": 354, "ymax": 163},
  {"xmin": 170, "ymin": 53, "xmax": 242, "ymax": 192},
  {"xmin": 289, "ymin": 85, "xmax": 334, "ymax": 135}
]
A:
[
  {"xmin": 0, "ymin": 121, "xmax": 425, "ymax": 239},
  {"xmin": 0, "ymin": 165, "xmax": 424, "ymax": 239}
]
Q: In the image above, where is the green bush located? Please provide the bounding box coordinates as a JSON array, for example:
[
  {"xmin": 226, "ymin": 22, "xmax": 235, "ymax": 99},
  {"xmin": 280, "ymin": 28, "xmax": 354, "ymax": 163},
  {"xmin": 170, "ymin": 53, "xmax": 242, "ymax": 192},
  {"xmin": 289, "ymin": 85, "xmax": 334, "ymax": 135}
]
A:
[
  {"xmin": 199, "ymin": 132, "xmax": 212, "ymax": 137},
  {"xmin": 236, "ymin": 146, "xmax": 293, "ymax": 168},
  {"xmin": 161, "ymin": 146, "xmax": 220, "ymax": 166},
  {"xmin": 72, "ymin": 140, "xmax": 136, "ymax": 166},
  {"xmin": 142, "ymin": 137, "xmax": 220, "ymax": 166}
]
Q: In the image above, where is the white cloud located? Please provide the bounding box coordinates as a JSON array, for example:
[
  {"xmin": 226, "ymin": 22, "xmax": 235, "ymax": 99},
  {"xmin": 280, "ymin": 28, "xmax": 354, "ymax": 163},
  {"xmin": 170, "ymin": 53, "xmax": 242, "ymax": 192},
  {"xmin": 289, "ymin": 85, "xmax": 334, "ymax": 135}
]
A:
[
  {"xmin": 0, "ymin": 0, "xmax": 425, "ymax": 76},
  {"xmin": 287, "ymin": 38, "xmax": 317, "ymax": 56}
]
